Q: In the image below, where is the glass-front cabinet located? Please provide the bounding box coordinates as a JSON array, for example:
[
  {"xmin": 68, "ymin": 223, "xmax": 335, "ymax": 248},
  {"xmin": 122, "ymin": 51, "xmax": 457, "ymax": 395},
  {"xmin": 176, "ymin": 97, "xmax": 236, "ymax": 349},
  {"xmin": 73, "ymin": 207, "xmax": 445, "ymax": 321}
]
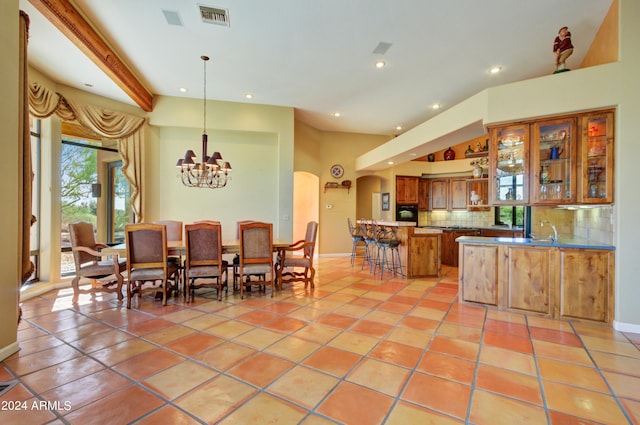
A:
[
  {"xmin": 580, "ymin": 111, "xmax": 614, "ymax": 203},
  {"xmin": 531, "ymin": 118, "xmax": 577, "ymax": 204},
  {"xmin": 489, "ymin": 124, "xmax": 529, "ymax": 205}
]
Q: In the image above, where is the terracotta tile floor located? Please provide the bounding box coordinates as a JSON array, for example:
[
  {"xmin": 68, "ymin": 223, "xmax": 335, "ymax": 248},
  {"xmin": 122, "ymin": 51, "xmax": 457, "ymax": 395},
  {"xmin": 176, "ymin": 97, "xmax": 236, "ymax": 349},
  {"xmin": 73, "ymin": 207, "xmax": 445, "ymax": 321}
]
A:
[{"xmin": 3, "ymin": 257, "xmax": 640, "ymax": 424}]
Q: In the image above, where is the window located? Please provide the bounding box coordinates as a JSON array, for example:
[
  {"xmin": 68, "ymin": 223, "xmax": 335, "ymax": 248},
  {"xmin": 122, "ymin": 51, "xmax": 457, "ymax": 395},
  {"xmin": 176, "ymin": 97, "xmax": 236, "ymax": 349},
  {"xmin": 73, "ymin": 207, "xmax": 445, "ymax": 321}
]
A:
[
  {"xmin": 495, "ymin": 206, "xmax": 526, "ymax": 227},
  {"xmin": 26, "ymin": 116, "xmax": 41, "ymax": 284},
  {"xmin": 60, "ymin": 137, "xmax": 130, "ymax": 276}
]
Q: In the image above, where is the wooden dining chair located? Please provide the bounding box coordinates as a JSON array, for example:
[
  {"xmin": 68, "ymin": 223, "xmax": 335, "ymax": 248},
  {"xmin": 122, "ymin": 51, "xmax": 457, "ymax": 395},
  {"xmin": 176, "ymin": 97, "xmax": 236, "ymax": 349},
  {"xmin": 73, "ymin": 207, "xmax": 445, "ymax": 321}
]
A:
[
  {"xmin": 125, "ymin": 223, "xmax": 179, "ymax": 308},
  {"xmin": 275, "ymin": 221, "xmax": 318, "ymax": 289},
  {"xmin": 154, "ymin": 220, "xmax": 184, "ymax": 290},
  {"xmin": 238, "ymin": 221, "xmax": 274, "ymax": 299},
  {"xmin": 184, "ymin": 222, "xmax": 228, "ymax": 301},
  {"xmin": 69, "ymin": 222, "xmax": 126, "ymax": 302}
]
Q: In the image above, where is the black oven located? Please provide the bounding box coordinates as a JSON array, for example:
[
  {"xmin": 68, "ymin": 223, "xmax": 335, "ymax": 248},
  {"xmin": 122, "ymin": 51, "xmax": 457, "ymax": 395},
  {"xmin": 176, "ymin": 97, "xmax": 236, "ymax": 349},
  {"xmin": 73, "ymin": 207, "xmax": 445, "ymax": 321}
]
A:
[{"xmin": 396, "ymin": 204, "xmax": 418, "ymax": 222}]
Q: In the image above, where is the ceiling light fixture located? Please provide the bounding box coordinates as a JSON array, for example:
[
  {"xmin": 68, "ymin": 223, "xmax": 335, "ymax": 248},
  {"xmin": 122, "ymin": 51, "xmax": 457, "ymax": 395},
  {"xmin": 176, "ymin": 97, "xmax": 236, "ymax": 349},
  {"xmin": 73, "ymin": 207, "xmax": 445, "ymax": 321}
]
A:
[
  {"xmin": 245, "ymin": 93, "xmax": 253, "ymax": 99},
  {"xmin": 176, "ymin": 56, "xmax": 232, "ymax": 189},
  {"xmin": 333, "ymin": 112, "xmax": 341, "ymax": 117},
  {"xmin": 490, "ymin": 66, "xmax": 502, "ymax": 74},
  {"xmin": 375, "ymin": 60, "xmax": 386, "ymax": 69},
  {"xmin": 179, "ymin": 87, "xmax": 188, "ymax": 93},
  {"xmin": 432, "ymin": 103, "xmax": 441, "ymax": 110}
]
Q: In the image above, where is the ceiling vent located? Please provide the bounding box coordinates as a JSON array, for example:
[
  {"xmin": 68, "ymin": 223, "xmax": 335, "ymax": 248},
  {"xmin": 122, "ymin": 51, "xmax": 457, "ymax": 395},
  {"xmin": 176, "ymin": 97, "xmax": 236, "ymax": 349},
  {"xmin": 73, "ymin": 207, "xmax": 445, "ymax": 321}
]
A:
[{"xmin": 199, "ymin": 5, "xmax": 230, "ymax": 26}]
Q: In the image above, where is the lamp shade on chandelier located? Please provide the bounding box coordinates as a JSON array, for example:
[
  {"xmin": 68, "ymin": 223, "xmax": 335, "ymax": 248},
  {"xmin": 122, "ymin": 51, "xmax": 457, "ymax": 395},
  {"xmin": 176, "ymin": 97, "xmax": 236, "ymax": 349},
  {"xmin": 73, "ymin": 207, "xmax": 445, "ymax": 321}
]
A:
[{"xmin": 176, "ymin": 55, "xmax": 231, "ymax": 188}]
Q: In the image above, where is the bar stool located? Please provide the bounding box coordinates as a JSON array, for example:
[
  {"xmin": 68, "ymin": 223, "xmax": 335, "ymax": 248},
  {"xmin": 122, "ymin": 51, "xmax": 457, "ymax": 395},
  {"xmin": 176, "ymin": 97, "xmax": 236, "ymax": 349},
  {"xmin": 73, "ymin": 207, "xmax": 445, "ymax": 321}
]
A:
[
  {"xmin": 347, "ymin": 218, "xmax": 365, "ymax": 266},
  {"xmin": 360, "ymin": 221, "xmax": 378, "ymax": 272},
  {"xmin": 374, "ymin": 226, "xmax": 404, "ymax": 278}
]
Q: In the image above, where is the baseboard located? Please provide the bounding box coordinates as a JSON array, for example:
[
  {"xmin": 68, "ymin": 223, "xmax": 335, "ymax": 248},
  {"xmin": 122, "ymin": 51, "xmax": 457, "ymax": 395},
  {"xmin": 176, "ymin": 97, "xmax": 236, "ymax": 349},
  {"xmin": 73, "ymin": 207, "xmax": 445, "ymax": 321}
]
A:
[
  {"xmin": 20, "ymin": 280, "xmax": 71, "ymax": 302},
  {"xmin": 0, "ymin": 341, "xmax": 19, "ymax": 362},
  {"xmin": 613, "ymin": 320, "xmax": 640, "ymax": 335}
]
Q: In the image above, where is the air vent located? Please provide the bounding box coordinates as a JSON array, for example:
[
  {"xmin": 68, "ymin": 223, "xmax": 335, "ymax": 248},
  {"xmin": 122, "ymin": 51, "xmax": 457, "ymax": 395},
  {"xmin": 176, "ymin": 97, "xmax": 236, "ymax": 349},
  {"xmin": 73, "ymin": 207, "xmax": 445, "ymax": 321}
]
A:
[{"xmin": 199, "ymin": 5, "xmax": 230, "ymax": 26}]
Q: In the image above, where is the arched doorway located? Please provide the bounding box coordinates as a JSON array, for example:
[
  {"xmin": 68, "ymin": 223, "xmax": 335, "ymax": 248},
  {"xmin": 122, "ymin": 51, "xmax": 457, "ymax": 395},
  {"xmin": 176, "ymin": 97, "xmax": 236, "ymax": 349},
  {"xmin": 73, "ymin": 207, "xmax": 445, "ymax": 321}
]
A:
[{"xmin": 293, "ymin": 171, "xmax": 319, "ymax": 250}]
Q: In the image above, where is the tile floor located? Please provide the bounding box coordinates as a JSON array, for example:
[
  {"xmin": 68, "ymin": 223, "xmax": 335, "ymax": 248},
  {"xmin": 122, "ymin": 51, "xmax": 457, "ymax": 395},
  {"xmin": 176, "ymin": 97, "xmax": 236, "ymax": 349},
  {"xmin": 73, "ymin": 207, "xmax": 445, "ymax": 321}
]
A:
[{"xmin": 2, "ymin": 257, "xmax": 640, "ymax": 425}]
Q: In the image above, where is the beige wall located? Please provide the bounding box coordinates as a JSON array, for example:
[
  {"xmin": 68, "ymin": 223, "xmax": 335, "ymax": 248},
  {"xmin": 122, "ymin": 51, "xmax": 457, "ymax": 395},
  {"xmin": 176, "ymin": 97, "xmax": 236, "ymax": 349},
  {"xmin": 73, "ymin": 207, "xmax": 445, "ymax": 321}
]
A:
[
  {"xmin": 0, "ymin": 0, "xmax": 20, "ymax": 360},
  {"xmin": 294, "ymin": 121, "xmax": 389, "ymax": 255},
  {"xmin": 148, "ymin": 96, "xmax": 295, "ymax": 241},
  {"xmin": 581, "ymin": 0, "xmax": 619, "ymax": 68}
]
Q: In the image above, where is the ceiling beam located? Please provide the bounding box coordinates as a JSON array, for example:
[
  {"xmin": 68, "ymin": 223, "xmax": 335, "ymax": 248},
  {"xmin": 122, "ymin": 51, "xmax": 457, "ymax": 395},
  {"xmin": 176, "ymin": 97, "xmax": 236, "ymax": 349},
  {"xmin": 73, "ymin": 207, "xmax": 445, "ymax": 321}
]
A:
[{"xmin": 29, "ymin": 0, "xmax": 153, "ymax": 112}]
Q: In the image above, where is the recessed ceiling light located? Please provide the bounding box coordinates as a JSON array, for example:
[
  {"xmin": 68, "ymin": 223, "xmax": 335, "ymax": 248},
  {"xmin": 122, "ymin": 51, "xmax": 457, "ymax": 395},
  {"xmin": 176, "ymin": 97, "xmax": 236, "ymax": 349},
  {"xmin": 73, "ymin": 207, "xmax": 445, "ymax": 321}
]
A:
[
  {"xmin": 432, "ymin": 103, "xmax": 441, "ymax": 110},
  {"xmin": 387, "ymin": 161, "xmax": 394, "ymax": 165},
  {"xmin": 245, "ymin": 93, "xmax": 253, "ymax": 99},
  {"xmin": 490, "ymin": 66, "xmax": 502, "ymax": 74},
  {"xmin": 333, "ymin": 112, "xmax": 341, "ymax": 117},
  {"xmin": 375, "ymin": 60, "xmax": 386, "ymax": 69},
  {"xmin": 179, "ymin": 87, "xmax": 188, "ymax": 93},
  {"xmin": 396, "ymin": 126, "xmax": 402, "ymax": 131}
]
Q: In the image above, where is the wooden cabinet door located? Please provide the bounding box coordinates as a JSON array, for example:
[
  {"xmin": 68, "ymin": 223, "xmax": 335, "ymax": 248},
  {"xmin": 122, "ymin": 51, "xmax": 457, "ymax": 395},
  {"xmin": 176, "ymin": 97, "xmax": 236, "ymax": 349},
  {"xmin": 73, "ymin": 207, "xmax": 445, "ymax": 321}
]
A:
[
  {"xmin": 429, "ymin": 179, "xmax": 448, "ymax": 210},
  {"xmin": 449, "ymin": 178, "xmax": 468, "ymax": 210},
  {"xmin": 418, "ymin": 179, "xmax": 430, "ymax": 211},
  {"xmin": 579, "ymin": 110, "xmax": 614, "ymax": 204},
  {"xmin": 396, "ymin": 176, "xmax": 419, "ymax": 204},
  {"xmin": 504, "ymin": 246, "xmax": 551, "ymax": 314},
  {"xmin": 440, "ymin": 231, "xmax": 455, "ymax": 266},
  {"xmin": 530, "ymin": 118, "xmax": 577, "ymax": 205},
  {"xmin": 557, "ymin": 249, "xmax": 613, "ymax": 323},
  {"xmin": 459, "ymin": 244, "xmax": 499, "ymax": 305},
  {"xmin": 488, "ymin": 124, "xmax": 530, "ymax": 205},
  {"xmin": 409, "ymin": 235, "xmax": 440, "ymax": 277}
]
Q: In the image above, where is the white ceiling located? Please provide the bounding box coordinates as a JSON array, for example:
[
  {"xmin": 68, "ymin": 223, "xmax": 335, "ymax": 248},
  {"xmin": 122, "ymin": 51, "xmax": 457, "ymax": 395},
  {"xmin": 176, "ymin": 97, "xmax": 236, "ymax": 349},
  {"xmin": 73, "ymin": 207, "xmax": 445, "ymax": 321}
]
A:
[{"xmin": 20, "ymin": 0, "xmax": 613, "ymax": 136}]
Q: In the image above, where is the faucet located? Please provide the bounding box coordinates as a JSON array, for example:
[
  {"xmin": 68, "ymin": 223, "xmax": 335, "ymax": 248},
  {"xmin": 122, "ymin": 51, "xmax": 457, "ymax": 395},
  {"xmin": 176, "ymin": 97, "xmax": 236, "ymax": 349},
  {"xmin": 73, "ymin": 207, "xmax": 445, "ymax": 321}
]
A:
[{"xmin": 540, "ymin": 220, "xmax": 558, "ymax": 242}]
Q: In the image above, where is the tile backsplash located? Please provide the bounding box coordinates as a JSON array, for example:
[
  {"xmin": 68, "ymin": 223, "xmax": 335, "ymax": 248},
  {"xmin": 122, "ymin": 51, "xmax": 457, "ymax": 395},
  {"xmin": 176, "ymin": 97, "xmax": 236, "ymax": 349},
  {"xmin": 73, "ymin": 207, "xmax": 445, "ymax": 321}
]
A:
[{"xmin": 419, "ymin": 206, "xmax": 614, "ymax": 245}]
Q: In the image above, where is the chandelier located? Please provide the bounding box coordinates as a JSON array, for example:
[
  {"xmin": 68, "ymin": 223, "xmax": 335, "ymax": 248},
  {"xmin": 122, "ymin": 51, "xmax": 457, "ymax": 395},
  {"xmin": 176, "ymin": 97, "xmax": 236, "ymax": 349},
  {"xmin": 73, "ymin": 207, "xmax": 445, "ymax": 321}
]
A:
[{"xmin": 176, "ymin": 55, "xmax": 231, "ymax": 188}]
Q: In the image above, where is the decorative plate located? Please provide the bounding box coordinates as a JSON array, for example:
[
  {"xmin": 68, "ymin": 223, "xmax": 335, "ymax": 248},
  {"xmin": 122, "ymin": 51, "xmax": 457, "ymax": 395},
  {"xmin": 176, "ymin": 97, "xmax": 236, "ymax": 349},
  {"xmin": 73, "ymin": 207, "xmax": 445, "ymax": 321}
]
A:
[{"xmin": 330, "ymin": 164, "xmax": 344, "ymax": 178}]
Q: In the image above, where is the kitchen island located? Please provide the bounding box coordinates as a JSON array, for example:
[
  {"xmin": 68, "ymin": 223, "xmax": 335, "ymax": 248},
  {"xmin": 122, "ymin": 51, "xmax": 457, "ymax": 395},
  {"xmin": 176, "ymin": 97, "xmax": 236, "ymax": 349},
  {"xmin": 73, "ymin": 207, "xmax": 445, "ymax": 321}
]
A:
[
  {"xmin": 457, "ymin": 235, "xmax": 615, "ymax": 324},
  {"xmin": 358, "ymin": 221, "xmax": 442, "ymax": 278}
]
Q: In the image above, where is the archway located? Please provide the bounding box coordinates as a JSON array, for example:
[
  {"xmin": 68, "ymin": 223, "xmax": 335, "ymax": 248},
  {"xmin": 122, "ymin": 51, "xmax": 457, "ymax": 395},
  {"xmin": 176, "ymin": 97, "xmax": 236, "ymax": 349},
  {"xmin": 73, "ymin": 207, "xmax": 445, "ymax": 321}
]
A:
[{"xmin": 293, "ymin": 171, "xmax": 320, "ymax": 250}]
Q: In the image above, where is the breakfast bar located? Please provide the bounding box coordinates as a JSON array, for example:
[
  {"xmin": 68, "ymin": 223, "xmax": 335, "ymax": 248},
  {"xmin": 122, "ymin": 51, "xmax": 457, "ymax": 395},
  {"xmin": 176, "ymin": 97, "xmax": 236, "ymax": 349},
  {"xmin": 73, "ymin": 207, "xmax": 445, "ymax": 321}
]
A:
[{"xmin": 358, "ymin": 220, "xmax": 442, "ymax": 278}]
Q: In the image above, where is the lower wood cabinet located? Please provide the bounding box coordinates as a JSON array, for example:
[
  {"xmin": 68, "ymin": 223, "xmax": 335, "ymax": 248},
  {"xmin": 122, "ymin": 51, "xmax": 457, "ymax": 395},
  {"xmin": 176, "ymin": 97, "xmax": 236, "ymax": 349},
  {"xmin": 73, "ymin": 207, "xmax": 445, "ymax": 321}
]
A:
[
  {"xmin": 408, "ymin": 231, "xmax": 441, "ymax": 278},
  {"xmin": 442, "ymin": 229, "xmax": 480, "ymax": 267},
  {"xmin": 460, "ymin": 244, "xmax": 499, "ymax": 305},
  {"xmin": 556, "ymin": 248, "xmax": 613, "ymax": 322},
  {"xmin": 459, "ymin": 242, "xmax": 614, "ymax": 323},
  {"xmin": 503, "ymin": 246, "xmax": 551, "ymax": 315}
]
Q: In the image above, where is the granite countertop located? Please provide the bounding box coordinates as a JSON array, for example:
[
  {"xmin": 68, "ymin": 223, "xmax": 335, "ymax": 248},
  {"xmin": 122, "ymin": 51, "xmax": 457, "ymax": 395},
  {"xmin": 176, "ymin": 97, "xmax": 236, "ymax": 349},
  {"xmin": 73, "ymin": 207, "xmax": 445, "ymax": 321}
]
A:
[
  {"xmin": 357, "ymin": 220, "xmax": 417, "ymax": 227},
  {"xmin": 422, "ymin": 225, "xmax": 524, "ymax": 232},
  {"xmin": 456, "ymin": 235, "xmax": 615, "ymax": 250},
  {"xmin": 413, "ymin": 228, "xmax": 443, "ymax": 234}
]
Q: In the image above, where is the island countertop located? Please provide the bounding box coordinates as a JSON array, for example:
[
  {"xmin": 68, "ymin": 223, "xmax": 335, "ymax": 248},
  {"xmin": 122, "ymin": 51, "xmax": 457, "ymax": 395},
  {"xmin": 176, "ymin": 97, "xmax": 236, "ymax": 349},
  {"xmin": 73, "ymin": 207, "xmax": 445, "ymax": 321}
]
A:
[
  {"xmin": 456, "ymin": 235, "xmax": 615, "ymax": 250},
  {"xmin": 357, "ymin": 220, "xmax": 416, "ymax": 227}
]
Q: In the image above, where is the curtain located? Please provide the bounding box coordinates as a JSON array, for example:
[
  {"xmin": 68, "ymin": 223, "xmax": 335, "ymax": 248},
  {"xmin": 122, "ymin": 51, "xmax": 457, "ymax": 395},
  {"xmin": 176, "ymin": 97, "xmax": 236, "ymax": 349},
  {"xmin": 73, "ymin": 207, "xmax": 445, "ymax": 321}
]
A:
[
  {"xmin": 19, "ymin": 11, "xmax": 34, "ymax": 284},
  {"xmin": 28, "ymin": 81, "xmax": 146, "ymax": 222}
]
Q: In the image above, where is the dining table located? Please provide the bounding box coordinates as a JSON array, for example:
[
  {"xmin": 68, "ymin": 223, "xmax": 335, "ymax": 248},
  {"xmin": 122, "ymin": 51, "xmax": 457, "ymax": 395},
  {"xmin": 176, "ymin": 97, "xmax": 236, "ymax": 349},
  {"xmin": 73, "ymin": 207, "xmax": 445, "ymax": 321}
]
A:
[
  {"xmin": 102, "ymin": 239, "xmax": 293, "ymax": 290},
  {"xmin": 102, "ymin": 239, "xmax": 291, "ymax": 257}
]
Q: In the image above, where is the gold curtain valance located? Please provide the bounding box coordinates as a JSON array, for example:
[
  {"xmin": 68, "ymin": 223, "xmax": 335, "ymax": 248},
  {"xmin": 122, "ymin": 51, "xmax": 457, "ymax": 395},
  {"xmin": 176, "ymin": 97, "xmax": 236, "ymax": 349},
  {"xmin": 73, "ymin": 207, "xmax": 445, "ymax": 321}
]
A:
[{"xmin": 27, "ymin": 81, "xmax": 145, "ymax": 222}]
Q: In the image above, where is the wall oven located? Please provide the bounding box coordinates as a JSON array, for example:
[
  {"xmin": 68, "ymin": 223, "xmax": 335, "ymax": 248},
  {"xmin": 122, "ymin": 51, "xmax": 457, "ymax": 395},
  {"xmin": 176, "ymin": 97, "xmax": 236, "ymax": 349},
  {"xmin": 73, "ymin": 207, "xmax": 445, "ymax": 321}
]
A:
[{"xmin": 396, "ymin": 204, "xmax": 418, "ymax": 222}]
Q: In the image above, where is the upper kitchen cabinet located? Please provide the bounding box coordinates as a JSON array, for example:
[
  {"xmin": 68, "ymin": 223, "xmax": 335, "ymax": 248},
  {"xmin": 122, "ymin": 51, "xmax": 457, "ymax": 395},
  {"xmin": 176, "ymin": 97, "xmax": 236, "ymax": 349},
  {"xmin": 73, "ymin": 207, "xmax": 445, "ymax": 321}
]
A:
[
  {"xmin": 396, "ymin": 176, "xmax": 419, "ymax": 204},
  {"xmin": 487, "ymin": 109, "xmax": 614, "ymax": 207},
  {"xmin": 579, "ymin": 111, "xmax": 614, "ymax": 203},
  {"xmin": 418, "ymin": 179, "xmax": 430, "ymax": 211},
  {"xmin": 489, "ymin": 124, "xmax": 529, "ymax": 205},
  {"xmin": 531, "ymin": 118, "xmax": 577, "ymax": 205}
]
